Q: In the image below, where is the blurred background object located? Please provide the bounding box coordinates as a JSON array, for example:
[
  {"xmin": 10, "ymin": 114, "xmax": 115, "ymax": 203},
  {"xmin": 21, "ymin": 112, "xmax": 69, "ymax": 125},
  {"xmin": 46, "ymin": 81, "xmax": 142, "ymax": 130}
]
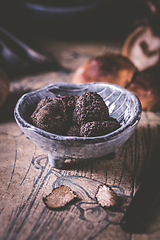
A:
[
  {"xmin": 0, "ymin": 0, "xmax": 160, "ymax": 81},
  {"xmin": 126, "ymin": 64, "xmax": 160, "ymax": 112},
  {"xmin": 0, "ymin": 26, "xmax": 64, "ymax": 78},
  {"xmin": 122, "ymin": 26, "xmax": 160, "ymax": 71},
  {"xmin": 71, "ymin": 54, "xmax": 136, "ymax": 88},
  {"xmin": 0, "ymin": 68, "xmax": 10, "ymax": 106},
  {"xmin": 0, "ymin": 0, "xmax": 159, "ymax": 39}
]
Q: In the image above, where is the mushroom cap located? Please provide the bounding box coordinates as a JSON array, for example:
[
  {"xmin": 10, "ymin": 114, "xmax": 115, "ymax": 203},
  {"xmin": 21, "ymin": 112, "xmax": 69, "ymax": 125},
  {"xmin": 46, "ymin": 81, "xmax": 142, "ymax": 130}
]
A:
[{"xmin": 72, "ymin": 54, "xmax": 136, "ymax": 88}]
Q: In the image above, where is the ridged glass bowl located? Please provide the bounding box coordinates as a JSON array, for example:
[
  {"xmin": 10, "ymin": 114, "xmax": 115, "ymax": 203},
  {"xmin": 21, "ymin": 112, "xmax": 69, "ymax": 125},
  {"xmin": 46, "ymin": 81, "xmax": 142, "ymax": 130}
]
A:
[{"xmin": 14, "ymin": 82, "xmax": 142, "ymax": 168}]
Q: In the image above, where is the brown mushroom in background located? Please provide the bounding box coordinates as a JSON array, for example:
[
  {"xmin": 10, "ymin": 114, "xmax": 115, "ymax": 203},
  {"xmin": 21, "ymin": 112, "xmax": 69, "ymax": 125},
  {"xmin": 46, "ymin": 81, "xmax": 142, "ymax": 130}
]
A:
[
  {"xmin": 121, "ymin": 24, "xmax": 160, "ymax": 112},
  {"xmin": 126, "ymin": 65, "xmax": 160, "ymax": 112},
  {"xmin": 71, "ymin": 51, "xmax": 160, "ymax": 112},
  {"xmin": 72, "ymin": 54, "xmax": 136, "ymax": 88},
  {"xmin": 122, "ymin": 26, "xmax": 160, "ymax": 71},
  {"xmin": 0, "ymin": 68, "xmax": 10, "ymax": 107}
]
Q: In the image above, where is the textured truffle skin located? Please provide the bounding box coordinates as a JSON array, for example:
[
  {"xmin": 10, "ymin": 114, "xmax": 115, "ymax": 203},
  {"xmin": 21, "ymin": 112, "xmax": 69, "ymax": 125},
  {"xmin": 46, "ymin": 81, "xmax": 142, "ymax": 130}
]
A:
[
  {"xmin": 73, "ymin": 92, "xmax": 109, "ymax": 125},
  {"xmin": 31, "ymin": 97, "xmax": 54, "ymax": 119},
  {"xmin": 61, "ymin": 95, "xmax": 79, "ymax": 114},
  {"xmin": 67, "ymin": 125, "xmax": 81, "ymax": 136},
  {"xmin": 80, "ymin": 118, "xmax": 120, "ymax": 137},
  {"xmin": 31, "ymin": 97, "xmax": 67, "ymax": 134}
]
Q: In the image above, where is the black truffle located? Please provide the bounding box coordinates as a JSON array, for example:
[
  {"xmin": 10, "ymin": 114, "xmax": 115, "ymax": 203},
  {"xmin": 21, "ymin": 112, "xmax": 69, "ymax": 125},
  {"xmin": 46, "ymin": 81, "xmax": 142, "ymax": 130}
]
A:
[
  {"xmin": 73, "ymin": 92, "xmax": 109, "ymax": 125},
  {"xmin": 31, "ymin": 97, "xmax": 67, "ymax": 134},
  {"xmin": 31, "ymin": 97, "xmax": 54, "ymax": 119},
  {"xmin": 67, "ymin": 125, "xmax": 81, "ymax": 136},
  {"xmin": 61, "ymin": 95, "xmax": 79, "ymax": 124},
  {"xmin": 61, "ymin": 95, "xmax": 79, "ymax": 114},
  {"xmin": 80, "ymin": 118, "xmax": 120, "ymax": 137}
]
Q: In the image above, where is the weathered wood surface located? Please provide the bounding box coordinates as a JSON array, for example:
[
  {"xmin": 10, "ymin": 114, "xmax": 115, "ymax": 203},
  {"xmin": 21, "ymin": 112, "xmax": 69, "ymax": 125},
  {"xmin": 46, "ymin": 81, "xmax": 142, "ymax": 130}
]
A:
[{"xmin": 0, "ymin": 38, "xmax": 160, "ymax": 240}]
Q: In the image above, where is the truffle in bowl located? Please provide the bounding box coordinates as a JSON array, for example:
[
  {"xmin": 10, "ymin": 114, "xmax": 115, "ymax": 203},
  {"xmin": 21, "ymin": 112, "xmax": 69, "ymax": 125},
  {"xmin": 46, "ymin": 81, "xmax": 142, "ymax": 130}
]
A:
[{"xmin": 14, "ymin": 82, "xmax": 142, "ymax": 168}]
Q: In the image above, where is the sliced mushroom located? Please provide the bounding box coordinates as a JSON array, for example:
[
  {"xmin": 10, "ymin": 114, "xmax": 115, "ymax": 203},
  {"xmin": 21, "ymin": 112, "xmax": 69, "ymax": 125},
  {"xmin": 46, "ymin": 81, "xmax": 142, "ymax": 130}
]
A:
[
  {"xmin": 95, "ymin": 184, "xmax": 118, "ymax": 208},
  {"xmin": 43, "ymin": 185, "xmax": 78, "ymax": 209}
]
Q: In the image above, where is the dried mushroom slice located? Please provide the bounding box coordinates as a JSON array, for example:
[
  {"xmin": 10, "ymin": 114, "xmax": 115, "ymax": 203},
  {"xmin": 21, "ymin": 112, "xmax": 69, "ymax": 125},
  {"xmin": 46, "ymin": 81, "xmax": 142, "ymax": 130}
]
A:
[
  {"xmin": 43, "ymin": 185, "xmax": 78, "ymax": 209},
  {"xmin": 95, "ymin": 184, "xmax": 118, "ymax": 208}
]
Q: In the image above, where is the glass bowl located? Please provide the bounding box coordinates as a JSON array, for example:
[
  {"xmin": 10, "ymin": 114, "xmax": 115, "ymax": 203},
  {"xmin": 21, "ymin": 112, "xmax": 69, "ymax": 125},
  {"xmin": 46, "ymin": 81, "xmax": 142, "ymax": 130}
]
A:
[{"xmin": 14, "ymin": 82, "xmax": 142, "ymax": 168}]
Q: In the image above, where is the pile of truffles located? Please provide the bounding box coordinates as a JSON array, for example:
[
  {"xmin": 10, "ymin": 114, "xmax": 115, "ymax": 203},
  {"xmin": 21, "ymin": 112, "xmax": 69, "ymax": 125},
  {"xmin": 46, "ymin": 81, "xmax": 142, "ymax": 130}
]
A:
[{"xmin": 31, "ymin": 92, "xmax": 120, "ymax": 137}]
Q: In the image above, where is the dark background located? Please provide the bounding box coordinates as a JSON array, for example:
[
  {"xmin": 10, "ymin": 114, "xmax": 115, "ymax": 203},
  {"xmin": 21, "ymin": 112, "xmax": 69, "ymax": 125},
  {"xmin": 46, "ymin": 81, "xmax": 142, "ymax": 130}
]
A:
[
  {"xmin": 0, "ymin": 0, "xmax": 160, "ymax": 78},
  {"xmin": 0, "ymin": 0, "xmax": 159, "ymax": 40}
]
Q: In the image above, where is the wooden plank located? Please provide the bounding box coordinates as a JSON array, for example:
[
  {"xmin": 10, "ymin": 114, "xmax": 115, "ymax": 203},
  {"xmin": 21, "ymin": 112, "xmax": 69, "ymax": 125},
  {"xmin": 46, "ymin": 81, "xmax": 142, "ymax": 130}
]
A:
[
  {"xmin": 0, "ymin": 38, "xmax": 160, "ymax": 240},
  {"xmin": 1, "ymin": 110, "xmax": 160, "ymax": 239}
]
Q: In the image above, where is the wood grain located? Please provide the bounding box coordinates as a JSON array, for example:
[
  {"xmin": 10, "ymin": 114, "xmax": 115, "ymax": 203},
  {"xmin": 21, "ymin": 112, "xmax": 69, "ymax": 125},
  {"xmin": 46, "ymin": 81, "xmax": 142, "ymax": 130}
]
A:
[{"xmin": 0, "ymin": 38, "xmax": 160, "ymax": 240}]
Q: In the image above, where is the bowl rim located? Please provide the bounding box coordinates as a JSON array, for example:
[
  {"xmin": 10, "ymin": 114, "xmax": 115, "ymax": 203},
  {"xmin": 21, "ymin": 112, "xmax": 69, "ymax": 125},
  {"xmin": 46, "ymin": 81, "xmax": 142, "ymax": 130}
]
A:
[
  {"xmin": 20, "ymin": 0, "xmax": 108, "ymax": 14},
  {"xmin": 14, "ymin": 82, "xmax": 142, "ymax": 143}
]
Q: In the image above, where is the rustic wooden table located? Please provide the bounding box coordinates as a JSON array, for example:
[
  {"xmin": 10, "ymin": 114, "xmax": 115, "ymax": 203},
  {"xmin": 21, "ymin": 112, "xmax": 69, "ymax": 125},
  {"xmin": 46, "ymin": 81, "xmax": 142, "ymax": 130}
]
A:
[{"xmin": 0, "ymin": 37, "xmax": 160, "ymax": 240}]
